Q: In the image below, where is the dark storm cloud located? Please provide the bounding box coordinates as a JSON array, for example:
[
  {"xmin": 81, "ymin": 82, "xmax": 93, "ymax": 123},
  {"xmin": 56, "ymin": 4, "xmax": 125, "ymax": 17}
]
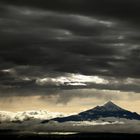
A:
[
  {"xmin": 0, "ymin": 0, "xmax": 140, "ymax": 98},
  {"xmin": 1, "ymin": 0, "xmax": 140, "ymax": 21},
  {"xmin": 0, "ymin": 5, "xmax": 139, "ymax": 77}
]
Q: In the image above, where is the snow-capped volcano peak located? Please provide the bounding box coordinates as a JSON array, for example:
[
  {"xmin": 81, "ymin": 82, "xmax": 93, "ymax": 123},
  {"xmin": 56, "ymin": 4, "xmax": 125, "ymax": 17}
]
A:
[
  {"xmin": 104, "ymin": 101, "xmax": 115, "ymax": 106},
  {"xmin": 92, "ymin": 101, "xmax": 124, "ymax": 112},
  {"xmin": 102, "ymin": 101, "xmax": 124, "ymax": 111}
]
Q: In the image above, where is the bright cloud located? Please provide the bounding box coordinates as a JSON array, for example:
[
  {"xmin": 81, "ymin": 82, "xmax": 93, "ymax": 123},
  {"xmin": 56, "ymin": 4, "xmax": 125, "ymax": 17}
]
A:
[{"xmin": 36, "ymin": 73, "xmax": 109, "ymax": 86}]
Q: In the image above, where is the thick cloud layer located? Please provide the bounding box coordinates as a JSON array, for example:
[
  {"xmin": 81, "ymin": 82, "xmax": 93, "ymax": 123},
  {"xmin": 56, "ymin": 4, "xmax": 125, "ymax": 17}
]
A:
[{"xmin": 0, "ymin": 0, "xmax": 140, "ymax": 101}]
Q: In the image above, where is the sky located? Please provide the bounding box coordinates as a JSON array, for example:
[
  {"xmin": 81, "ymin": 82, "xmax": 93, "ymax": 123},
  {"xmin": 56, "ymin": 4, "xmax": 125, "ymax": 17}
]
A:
[{"xmin": 0, "ymin": 0, "xmax": 140, "ymax": 113}]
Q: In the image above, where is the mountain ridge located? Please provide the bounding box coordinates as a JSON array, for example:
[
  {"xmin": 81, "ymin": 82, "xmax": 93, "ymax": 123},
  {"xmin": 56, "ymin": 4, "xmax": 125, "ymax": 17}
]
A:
[{"xmin": 42, "ymin": 101, "xmax": 140, "ymax": 123}]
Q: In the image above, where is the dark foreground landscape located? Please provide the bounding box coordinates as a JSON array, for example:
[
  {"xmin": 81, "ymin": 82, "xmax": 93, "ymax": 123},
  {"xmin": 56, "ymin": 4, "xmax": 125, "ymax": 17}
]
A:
[{"xmin": 0, "ymin": 130, "xmax": 140, "ymax": 140}]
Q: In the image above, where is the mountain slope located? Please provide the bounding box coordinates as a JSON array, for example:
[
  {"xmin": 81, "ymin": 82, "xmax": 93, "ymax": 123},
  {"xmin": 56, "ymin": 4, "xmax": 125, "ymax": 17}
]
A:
[{"xmin": 42, "ymin": 101, "xmax": 140, "ymax": 123}]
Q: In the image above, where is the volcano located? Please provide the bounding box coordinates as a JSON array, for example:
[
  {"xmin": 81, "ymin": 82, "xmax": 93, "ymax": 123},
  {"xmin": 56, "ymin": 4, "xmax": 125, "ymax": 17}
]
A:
[{"xmin": 42, "ymin": 101, "xmax": 140, "ymax": 123}]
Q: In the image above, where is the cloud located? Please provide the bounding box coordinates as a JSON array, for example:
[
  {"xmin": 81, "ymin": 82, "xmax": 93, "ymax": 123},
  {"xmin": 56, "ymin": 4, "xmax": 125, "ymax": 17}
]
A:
[
  {"xmin": 35, "ymin": 74, "xmax": 108, "ymax": 86},
  {"xmin": 0, "ymin": 5, "xmax": 137, "ymax": 77},
  {"xmin": 0, "ymin": 1, "xmax": 139, "ymax": 106},
  {"xmin": 1, "ymin": 0, "xmax": 140, "ymax": 22}
]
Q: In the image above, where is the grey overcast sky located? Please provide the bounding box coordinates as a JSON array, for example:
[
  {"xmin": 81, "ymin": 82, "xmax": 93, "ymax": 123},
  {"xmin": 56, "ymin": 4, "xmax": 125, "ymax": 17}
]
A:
[{"xmin": 0, "ymin": 0, "xmax": 140, "ymax": 113}]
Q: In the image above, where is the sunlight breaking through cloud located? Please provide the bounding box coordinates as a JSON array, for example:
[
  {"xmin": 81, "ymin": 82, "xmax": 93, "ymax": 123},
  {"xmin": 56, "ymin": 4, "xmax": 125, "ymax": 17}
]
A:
[{"xmin": 36, "ymin": 74, "xmax": 109, "ymax": 86}]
